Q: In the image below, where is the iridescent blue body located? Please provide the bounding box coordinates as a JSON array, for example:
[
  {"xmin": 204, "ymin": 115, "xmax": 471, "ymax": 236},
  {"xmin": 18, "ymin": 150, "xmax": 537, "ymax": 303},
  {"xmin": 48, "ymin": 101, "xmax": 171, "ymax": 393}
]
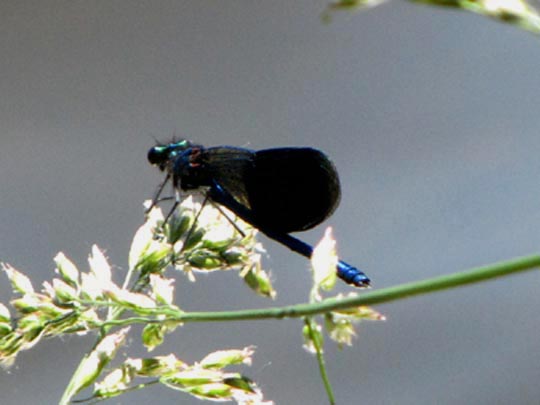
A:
[{"xmin": 148, "ymin": 140, "xmax": 370, "ymax": 287}]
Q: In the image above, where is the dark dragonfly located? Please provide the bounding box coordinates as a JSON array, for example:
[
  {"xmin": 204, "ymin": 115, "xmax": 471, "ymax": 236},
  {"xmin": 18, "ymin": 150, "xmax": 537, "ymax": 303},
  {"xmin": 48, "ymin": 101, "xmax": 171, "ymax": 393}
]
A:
[{"xmin": 147, "ymin": 140, "xmax": 370, "ymax": 287}]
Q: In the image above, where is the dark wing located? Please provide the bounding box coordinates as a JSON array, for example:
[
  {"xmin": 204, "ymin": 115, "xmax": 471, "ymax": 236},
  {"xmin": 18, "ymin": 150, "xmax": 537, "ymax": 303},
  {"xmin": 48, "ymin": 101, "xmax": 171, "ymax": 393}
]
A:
[
  {"xmin": 201, "ymin": 146, "xmax": 256, "ymax": 208},
  {"xmin": 245, "ymin": 148, "xmax": 341, "ymax": 233}
]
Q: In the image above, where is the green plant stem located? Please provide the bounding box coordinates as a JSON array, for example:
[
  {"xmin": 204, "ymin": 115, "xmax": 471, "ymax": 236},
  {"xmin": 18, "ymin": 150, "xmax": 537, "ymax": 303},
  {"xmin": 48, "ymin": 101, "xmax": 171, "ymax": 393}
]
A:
[
  {"xmin": 305, "ymin": 318, "xmax": 335, "ymax": 405},
  {"xmin": 101, "ymin": 253, "xmax": 540, "ymax": 327}
]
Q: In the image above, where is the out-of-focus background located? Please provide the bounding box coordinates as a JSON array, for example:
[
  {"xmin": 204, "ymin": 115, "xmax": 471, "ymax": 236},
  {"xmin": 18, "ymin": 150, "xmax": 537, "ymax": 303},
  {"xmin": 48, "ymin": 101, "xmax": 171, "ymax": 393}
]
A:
[{"xmin": 2, "ymin": 1, "xmax": 540, "ymax": 404}]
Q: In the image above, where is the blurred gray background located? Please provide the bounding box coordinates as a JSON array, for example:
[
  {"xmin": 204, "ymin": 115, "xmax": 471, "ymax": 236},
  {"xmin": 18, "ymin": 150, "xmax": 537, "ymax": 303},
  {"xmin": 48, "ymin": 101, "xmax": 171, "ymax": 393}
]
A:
[{"xmin": 2, "ymin": 1, "xmax": 540, "ymax": 404}]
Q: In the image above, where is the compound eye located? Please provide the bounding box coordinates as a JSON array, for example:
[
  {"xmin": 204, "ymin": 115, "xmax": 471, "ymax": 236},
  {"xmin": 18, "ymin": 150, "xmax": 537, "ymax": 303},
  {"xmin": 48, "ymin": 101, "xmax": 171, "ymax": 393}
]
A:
[{"xmin": 147, "ymin": 146, "xmax": 168, "ymax": 165}]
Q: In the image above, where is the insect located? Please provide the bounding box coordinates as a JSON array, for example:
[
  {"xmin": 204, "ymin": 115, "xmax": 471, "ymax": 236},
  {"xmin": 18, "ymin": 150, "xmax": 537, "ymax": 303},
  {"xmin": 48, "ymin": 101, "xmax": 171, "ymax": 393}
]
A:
[{"xmin": 147, "ymin": 140, "xmax": 370, "ymax": 287}]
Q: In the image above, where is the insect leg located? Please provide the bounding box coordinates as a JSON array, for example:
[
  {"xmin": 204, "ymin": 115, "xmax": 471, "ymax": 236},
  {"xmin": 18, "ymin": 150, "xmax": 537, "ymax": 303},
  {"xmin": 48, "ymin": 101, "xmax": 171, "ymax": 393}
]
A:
[{"xmin": 146, "ymin": 172, "xmax": 171, "ymax": 214}]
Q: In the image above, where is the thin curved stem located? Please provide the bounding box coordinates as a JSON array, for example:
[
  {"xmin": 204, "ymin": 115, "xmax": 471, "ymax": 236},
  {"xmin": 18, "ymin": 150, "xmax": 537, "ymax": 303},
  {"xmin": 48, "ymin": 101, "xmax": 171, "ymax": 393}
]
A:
[{"xmin": 100, "ymin": 253, "xmax": 540, "ymax": 327}]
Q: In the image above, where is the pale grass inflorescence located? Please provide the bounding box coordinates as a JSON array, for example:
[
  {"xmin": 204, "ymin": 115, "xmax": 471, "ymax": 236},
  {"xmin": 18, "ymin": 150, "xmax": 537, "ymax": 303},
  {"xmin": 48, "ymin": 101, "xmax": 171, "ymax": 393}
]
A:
[{"xmin": 0, "ymin": 198, "xmax": 382, "ymax": 404}]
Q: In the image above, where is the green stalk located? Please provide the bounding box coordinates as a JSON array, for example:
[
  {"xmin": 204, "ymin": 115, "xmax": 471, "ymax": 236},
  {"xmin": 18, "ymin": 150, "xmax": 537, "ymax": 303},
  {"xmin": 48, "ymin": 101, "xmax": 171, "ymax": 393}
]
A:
[
  {"xmin": 101, "ymin": 253, "xmax": 540, "ymax": 326},
  {"xmin": 305, "ymin": 318, "xmax": 335, "ymax": 405}
]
